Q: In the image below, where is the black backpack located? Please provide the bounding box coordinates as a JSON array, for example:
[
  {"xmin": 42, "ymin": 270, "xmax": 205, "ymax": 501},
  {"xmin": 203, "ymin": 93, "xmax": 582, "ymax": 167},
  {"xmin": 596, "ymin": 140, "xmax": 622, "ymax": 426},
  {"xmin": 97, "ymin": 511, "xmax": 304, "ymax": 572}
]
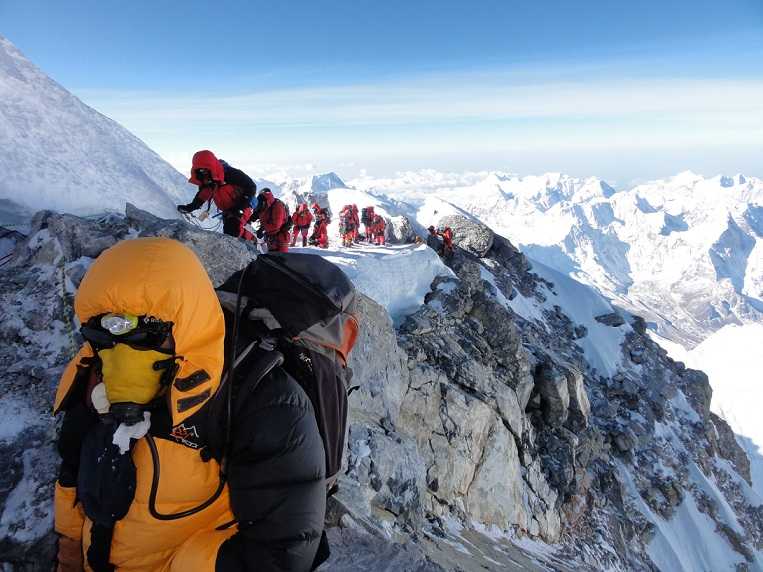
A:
[
  {"xmin": 361, "ymin": 207, "xmax": 374, "ymax": 225},
  {"xmin": 214, "ymin": 253, "xmax": 359, "ymax": 485},
  {"xmin": 252, "ymin": 195, "xmax": 294, "ymax": 235},
  {"xmin": 276, "ymin": 199, "xmax": 293, "ymax": 234}
]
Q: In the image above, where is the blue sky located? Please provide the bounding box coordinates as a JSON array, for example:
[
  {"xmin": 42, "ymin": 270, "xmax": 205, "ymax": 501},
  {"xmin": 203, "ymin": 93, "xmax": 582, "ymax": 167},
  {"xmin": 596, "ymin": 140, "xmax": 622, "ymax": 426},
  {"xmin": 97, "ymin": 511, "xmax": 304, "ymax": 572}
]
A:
[{"xmin": 2, "ymin": 0, "xmax": 762, "ymax": 184}]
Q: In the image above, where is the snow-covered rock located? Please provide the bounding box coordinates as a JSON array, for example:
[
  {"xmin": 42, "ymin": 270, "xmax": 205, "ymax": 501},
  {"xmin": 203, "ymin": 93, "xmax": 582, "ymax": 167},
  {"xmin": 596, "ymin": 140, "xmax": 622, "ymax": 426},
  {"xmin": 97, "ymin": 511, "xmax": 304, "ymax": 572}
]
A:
[
  {"xmin": 387, "ymin": 215, "xmax": 417, "ymax": 244},
  {"xmin": 0, "ymin": 35, "xmax": 193, "ymax": 219}
]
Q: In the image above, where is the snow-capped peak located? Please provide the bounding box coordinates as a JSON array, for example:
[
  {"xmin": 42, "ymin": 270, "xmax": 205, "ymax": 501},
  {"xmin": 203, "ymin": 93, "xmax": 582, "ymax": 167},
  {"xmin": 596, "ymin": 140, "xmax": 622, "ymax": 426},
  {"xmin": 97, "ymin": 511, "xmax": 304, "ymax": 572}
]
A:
[{"xmin": 311, "ymin": 172, "xmax": 347, "ymax": 193}]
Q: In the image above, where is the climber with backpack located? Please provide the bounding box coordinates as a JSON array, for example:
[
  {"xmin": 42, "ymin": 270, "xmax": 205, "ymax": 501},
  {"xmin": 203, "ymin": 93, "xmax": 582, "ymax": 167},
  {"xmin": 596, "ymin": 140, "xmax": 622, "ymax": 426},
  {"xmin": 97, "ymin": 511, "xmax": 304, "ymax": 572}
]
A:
[
  {"xmin": 426, "ymin": 225, "xmax": 441, "ymax": 252},
  {"xmin": 290, "ymin": 203, "xmax": 314, "ymax": 247},
  {"xmin": 372, "ymin": 213, "xmax": 386, "ymax": 245},
  {"xmin": 439, "ymin": 226, "xmax": 454, "ymax": 258},
  {"xmin": 350, "ymin": 205, "xmax": 361, "ymax": 243},
  {"xmin": 309, "ymin": 203, "xmax": 330, "ymax": 249},
  {"xmin": 53, "ymin": 237, "xmax": 358, "ymax": 572},
  {"xmin": 252, "ymin": 188, "xmax": 291, "ymax": 252},
  {"xmin": 339, "ymin": 205, "xmax": 355, "ymax": 248},
  {"xmin": 361, "ymin": 206, "xmax": 375, "ymax": 242},
  {"xmin": 177, "ymin": 150, "xmax": 257, "ymax": 239}
]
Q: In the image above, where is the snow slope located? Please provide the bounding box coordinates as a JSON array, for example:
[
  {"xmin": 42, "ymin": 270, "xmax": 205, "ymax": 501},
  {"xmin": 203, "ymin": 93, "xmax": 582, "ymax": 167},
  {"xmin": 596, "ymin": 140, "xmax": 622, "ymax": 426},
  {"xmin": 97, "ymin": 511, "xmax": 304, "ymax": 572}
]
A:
[
  {"xmin": 618, "ymin": 460, "xmax": 760, "ymax": 572},
  {"xmin": 0, "ymin": 35, "xmax": 193, "ymax": 219},
  {"xmin": 652, "ymin": 323, "xmax": 763, "ymax": 496},
  {"xmin": 478, "ymin": 255, "xmax": 629, "ymax": 377}
]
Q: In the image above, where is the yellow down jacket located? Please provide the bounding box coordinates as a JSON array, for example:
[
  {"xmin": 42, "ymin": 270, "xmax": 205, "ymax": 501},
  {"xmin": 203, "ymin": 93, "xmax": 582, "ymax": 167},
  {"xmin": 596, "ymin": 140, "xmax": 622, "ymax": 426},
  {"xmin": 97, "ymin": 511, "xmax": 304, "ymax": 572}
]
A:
[
  {"xmin": 55, "ymin": 237, "xmax": 234, "ymax": 571},
  {"xmin": 53, "ymin": 237, "xmax": 327, "ymax": 571}
]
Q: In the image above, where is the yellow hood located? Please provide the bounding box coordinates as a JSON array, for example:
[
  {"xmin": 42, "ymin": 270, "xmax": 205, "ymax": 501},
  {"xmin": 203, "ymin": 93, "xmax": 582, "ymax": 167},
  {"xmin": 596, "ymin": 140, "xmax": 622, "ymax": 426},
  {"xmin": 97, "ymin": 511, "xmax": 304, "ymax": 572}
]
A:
[{"xmin": 54, "ymin": 237, "xmax": 225, "ymax": 425}]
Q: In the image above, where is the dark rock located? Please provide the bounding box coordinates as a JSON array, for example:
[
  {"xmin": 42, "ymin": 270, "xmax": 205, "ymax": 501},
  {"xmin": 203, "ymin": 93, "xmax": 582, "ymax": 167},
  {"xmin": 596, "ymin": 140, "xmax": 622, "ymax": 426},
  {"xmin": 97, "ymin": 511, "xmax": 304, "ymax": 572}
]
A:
[
  {"xmin": 534, "ymin": 362, "xmax": 570, "ymax": 427},
  {"xmin": 573, "ymin": 325, "xmax": 588, "ymax": 339},
  {"xmin": 594, "ymin": 312, "xmax": 625, "ymax": 327},
  {"xmin": 631, "ymin": 316, "xmax": 647, "ymax": 335},
  {"xmin": 709, "ymin": 413, "xmax": 751, "ymax": 484},
  {"xmin": 680, "ymin": 369, "xmax": 713, "ymax": 419}
]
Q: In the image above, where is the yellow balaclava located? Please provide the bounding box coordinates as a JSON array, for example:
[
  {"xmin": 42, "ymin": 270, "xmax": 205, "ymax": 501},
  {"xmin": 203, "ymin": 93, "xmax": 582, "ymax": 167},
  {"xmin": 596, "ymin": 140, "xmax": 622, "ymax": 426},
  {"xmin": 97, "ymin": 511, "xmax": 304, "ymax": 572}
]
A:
[{"xmin": 98, "ymin": 343, "xmax": 170, "ymax": 405}]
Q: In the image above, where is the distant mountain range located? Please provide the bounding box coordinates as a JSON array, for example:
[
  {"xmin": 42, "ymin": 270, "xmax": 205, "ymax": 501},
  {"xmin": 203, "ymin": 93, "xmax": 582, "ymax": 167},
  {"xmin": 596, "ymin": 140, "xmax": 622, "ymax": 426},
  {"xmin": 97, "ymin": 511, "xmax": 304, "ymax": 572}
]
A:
[{"xmin": 350, "ymin": 170, "xmax": 763, "ymax": 349}]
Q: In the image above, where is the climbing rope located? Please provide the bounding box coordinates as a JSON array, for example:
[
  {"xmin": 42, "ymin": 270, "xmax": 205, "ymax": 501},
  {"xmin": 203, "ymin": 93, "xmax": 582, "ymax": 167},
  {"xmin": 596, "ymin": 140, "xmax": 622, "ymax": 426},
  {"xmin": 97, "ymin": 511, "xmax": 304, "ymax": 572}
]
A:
[{"xmin": 58, "ymin": 256, "xmax": 79, "ymax": 358}]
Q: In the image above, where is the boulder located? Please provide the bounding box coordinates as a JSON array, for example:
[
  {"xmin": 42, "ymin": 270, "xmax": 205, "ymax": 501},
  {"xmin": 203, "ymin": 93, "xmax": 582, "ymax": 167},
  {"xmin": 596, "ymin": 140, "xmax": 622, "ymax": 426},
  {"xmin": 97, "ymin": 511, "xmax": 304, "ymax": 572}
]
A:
[
  {"xmin": 387, "ymin": 215, "xmax": 417, "ymax": 244},
  {"xmin": 566, "ymin": 369, "xmax": 591, "ymax": 428},
  {"xmin": 465, "ymin": 421, "xmax": 526, "ymax": 528},
  {"xmin": 679, "ymin": 369, "xmax": 713, "ymax": 419},
  {"xmin": 436, "ymin": 215, "xmax": 494, "ymax": 257},
  {"xmin": 594, "ymin": 312, "xmax": 625, "ymax": 327},
  {"xmin": 534, "ymin": 362, "xmax": 570, "ymax": 427}
]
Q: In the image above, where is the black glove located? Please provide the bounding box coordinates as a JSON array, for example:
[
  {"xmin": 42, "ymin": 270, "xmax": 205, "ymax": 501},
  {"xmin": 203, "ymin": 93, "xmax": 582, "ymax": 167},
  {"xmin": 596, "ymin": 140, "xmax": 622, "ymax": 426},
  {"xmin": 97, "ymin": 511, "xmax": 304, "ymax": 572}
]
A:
[
  {"xmin": 256, "ymin": 228, "xmax": 265, "ymax": 239},
  {"xmin": 177, "ymin": 204, "xmax": 193, "ymax": 214}
]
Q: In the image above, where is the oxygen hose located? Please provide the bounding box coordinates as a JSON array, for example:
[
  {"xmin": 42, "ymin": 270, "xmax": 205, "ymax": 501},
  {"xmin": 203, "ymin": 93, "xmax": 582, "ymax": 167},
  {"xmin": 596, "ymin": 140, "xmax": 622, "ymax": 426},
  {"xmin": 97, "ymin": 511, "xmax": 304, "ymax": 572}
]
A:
[
  {"xmin": 146, "ymin": 434, "xmax": 225, "ymax": 521},
  {"xmin": 223, "ymin": 264, "xmax": 250, "ymax": 477},
  {"xmin": 146, "ymin": 264, "xmax": 250, "ymax": 521}
]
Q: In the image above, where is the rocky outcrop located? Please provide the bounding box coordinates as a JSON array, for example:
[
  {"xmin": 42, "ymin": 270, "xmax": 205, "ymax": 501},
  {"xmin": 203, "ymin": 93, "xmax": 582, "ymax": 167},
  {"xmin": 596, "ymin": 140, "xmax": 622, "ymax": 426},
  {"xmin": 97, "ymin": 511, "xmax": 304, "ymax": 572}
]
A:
[
  {"xmin": 1, "ymin": 205, "xmax": 761, "ymax": 572},
  {"xmin": 595, "ymin": 312, "xmax": 626, "ymax": 327},
  {"xmin": 437, "ymin": 215, "xmax": 494, "ymax": 257},
  {"xmin": 387, "ymin": 215, "xmax": 417, "ymax": 244}
]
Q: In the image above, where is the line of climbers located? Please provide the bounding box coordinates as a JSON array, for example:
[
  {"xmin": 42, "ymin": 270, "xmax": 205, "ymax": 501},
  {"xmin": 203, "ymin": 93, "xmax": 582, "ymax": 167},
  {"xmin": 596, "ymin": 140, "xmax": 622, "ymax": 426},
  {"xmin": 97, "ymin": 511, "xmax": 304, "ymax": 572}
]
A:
[
  {"xmin": 177, "ymin": 150, "xmax": 394, "ymax": 253},
  {"xmin": 336, "ymin": 204, "xmax": 388, "ymax": 247}
]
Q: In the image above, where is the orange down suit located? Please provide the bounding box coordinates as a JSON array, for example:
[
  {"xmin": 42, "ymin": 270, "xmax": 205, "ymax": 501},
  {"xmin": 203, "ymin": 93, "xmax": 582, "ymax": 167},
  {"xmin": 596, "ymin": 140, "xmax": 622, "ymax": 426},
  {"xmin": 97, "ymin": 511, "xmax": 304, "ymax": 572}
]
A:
[{"xmin": 53, "ymin": 238, "xmax": 326, "ymax": 571}]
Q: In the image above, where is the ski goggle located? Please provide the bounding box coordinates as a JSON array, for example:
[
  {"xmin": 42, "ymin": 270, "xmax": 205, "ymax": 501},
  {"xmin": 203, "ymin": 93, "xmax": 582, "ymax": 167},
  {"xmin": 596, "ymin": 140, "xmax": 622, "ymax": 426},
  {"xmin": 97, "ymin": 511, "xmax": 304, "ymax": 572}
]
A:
[
  {"xmin": 194, "ymin": 168, "xmax": 211, "ymax": 181},
  {"xmin": 80, "ymin": 313, "xmax": 174, "ymax": 353}
]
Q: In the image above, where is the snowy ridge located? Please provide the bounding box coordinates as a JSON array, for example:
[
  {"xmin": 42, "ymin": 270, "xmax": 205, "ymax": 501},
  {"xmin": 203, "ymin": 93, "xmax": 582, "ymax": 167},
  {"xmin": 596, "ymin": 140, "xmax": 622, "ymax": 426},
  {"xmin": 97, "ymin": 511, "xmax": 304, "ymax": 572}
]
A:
[
  {"xmin": 298, "ymin": 243, "xmax": 453, "ymax": 321},
  {"xmin": 0, "ymin": 35, "xmax": 193, "ymax": 219}
]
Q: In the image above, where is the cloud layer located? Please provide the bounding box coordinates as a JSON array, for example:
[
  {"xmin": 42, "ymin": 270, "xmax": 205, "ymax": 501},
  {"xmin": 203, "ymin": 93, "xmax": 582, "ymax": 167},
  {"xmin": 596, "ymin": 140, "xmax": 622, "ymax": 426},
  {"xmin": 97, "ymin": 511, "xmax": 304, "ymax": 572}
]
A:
[{"xmin": 75, "ymin": 67, "xmax": 763, "ymax": 181}]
